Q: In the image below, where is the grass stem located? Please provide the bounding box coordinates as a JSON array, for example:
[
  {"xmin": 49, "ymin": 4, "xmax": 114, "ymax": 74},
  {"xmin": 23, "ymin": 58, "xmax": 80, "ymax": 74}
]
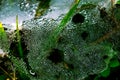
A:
[{"xmin": 16, "ymin": 15, "xmax": 23, "ymax": 58}]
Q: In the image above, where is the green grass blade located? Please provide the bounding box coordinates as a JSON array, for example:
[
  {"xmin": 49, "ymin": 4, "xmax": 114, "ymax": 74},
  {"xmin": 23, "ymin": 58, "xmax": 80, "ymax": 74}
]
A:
[
  {"xmin": 16, "ymin": 15, "xmax": 23, "ymax": 58},
  {"xmin": 53, "ymin": 0, "xmax": 80, "ymax": 37},
  {"xmin": 45, "ymin": 0, "xmax": 81, "ymax": 49}
]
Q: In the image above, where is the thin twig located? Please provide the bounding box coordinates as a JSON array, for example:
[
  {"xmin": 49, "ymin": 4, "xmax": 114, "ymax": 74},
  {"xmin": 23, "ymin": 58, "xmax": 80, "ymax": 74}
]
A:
[
  {"xmin": 0, "ymin": 66, "xmax": 13, "ymax": 79},
  {"xmin": 11, "ymin": 65, "xmax": 17, "ymax": 80},
  {"xmin": 90, "ymin": 3, "xmax": 120, "ymax": 45},
  {"xmin": 90, "ymin": 25, "xmax": 120, "ymax": 45}
]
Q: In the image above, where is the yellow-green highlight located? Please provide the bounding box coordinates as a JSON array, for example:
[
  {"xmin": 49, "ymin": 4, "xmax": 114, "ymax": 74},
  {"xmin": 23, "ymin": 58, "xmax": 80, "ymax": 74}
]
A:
[
  {"xmin": 16, "ymin": 15, "xmax": 23, "ymax": 58},
  {"xmin": 0, "ymin": 22, "xmax": 9, "ymax": 49},
  {"xmin": 0, "ymin": 22, "xmax": 5, "ymax": 32},
  {"xmin": 0, "ymin": 22, "xmax": 7, "ymax": 38}
]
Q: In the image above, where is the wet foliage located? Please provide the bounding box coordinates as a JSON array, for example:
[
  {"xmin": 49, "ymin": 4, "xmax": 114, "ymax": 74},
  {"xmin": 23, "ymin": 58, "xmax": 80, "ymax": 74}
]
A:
[{"xmin": 0, "ymin": 0, "xmax": 120, "ymax": 80}]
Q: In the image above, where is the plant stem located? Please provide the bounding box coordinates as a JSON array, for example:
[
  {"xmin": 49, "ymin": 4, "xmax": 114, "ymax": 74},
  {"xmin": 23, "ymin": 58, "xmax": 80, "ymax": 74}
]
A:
[
  {"xmin": 45, "ymin": 0, "xmax": 81, "ymax": 49},
  {"xmin": 0, "ymin": 66, "xmax": 13, "ymax": 79},
  {"xmin": 16, "ymin": 15, "xmax": 23, "ymax": 58}
]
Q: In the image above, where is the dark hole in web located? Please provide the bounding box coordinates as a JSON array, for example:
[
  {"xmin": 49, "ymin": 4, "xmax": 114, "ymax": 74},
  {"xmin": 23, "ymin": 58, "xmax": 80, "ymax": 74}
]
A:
[
  {"xmin": 47, "ymin": 48, "xmax": 64, "ymax": 64},
  {"xmin": 81, "ymin": 31, "xmax": 89, "ymax": 40},
  {"xmin": 72, "ymin": 13, "xmax": 85, "ymax": 24}
]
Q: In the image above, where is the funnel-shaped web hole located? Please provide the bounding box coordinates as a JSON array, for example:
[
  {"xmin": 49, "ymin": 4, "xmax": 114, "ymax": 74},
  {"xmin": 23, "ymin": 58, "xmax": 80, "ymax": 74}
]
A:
[
  {"xmin": 47, "ymin": 49, "xmax": 64, "ymax": 64},
  {"xmin": 81, "ymin": 31, "xmax": 89, "ymax": 40},
  {"xmin": 72, "ymin": 13, "xmax": 85, "ymax": 24}
]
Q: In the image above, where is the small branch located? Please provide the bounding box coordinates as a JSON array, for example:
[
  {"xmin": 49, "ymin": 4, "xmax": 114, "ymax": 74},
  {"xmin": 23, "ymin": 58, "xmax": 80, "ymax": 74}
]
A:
[
  {"xmin": 90, "ymin": 25, "xmax": 120, "ymax": 45},
  {"xmin": 11, "ymin": 65, "xmax": 17, "ymax": 80},
  {"xmin": 90, "ymin": 5, "xmax": 120, "ymax": 45},
  {"xmin": 0, "ymin": 66, "xmax": 13, "ymax": 79}
]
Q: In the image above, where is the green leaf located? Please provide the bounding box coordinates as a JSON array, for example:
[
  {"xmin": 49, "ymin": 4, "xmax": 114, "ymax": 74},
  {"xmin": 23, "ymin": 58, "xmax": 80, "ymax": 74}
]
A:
[
  {"xmin": 116, "ymin": 0, "xmax": 120, "ymax": 4},
  {"xmin": 109, "ymin": 58, "xmax": 120, "ymax": 68},
  {"xmin": 100, "ymin": 68, "xmax": 110, "ymax": 78}
]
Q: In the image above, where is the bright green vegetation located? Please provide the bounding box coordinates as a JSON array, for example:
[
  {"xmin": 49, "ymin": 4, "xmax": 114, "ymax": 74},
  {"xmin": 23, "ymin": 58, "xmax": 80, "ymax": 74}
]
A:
[
  {"xmin": 116, "ymin": 0, "xmax": 120, "ymax": 4},
  {"xmin": 109, "ymin": 58, "xmax": 120, "ymax": 68}
]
